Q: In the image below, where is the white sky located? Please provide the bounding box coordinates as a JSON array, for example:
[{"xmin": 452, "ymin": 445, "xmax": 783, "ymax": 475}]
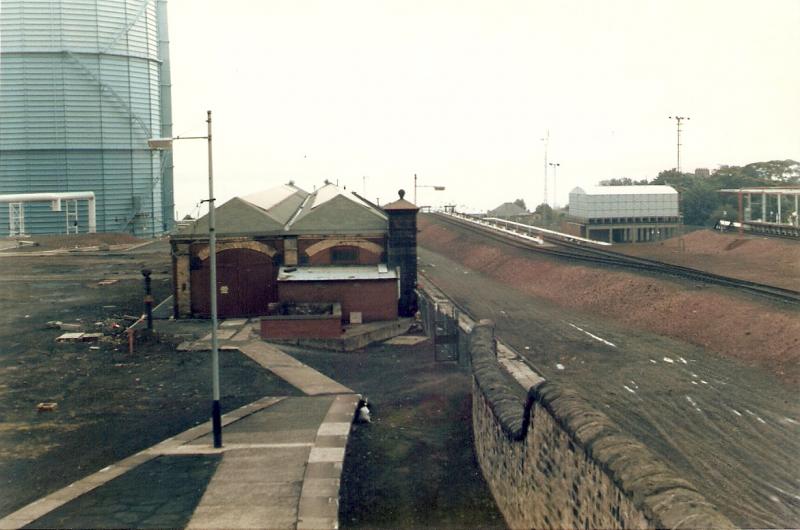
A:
[{"xmin": 167, "ymin": 0, "xmax": 800, "ymax": 216}]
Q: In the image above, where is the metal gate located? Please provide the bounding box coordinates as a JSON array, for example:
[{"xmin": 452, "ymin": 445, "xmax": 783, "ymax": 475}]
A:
[{"xmin": 432, "ymin": 302, "xmax": 460, "ymax": 362}]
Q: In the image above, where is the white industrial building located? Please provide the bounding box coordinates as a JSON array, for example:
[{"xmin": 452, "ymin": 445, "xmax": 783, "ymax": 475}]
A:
[{"xmin": 566, "ymin": 185, "xmax": 680, "ymax": 243}]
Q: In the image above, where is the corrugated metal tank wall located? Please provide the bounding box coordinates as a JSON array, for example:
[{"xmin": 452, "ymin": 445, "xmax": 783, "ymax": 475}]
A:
[{"xmin": 0, "ymin": 0, "xmax": 173, "ymax": 236}]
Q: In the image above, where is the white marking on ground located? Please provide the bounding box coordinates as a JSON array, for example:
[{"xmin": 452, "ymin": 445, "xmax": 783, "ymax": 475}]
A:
[
  {"xmin": 768, "ymin": 483, "xmax": 800, "ymax": 502},
  {"xmin": 691, "ymin": 373, "xmax": 698, "ymax": 378},
  {"xmin": 691, "ymin": 381, "xmax": 698, "ymax": 385},
  {"xmin": 757, "ymin": 417, "xmax": 767, "ymax": 424},
  {"xmin": 732, "ymin": 409, "xmax": 742, "ymax": 417},
  {"xmin": 629, "ymin": 380, "xmax": 639, "ymax": 389},
  {"xmin": 663, "ymin": 357, "xmax": 674, "ymax": 364},
  {"xmin": 701, "ymin": 380, "xmax": 708, "ymax": 385},
  {"xmin": 623, "ymin": 385, "xmax": 636, "ymax": 394},
  {"xmin": 679, "ymin": 357, "xmax": 688, "ymax": 364},
  {"xmin": 556, "ymin": 363, "xmax": 565, "ymax": 370},
  {"xmin": 685, "ymin": 396, "xmax": 702, "ymax": 412},
  {"xmin": 567, "ymin": 323, "xmax": 617, "ymax": 347},
  {"xmin": 650, "ymin": 359, "xmax": 657, "ymax": 364},
  {"xmin": 782, "ymin": 417, "xmax": 798, "ymax": 425}
]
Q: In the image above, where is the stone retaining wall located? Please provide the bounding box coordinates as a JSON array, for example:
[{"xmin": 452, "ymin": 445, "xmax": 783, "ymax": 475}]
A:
[{"xmin": 469, "ymin": 321, "xmax": 734, "ymax": 530}]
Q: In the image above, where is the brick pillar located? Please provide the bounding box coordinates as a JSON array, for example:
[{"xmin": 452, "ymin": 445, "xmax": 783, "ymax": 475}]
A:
[
  {"xmin": 383, "ymin": 190, "xmax": 420, "ymax": 317},
  {"xmin": 172, "ymin": 242, "xmax": 192, "ymax": 318}
]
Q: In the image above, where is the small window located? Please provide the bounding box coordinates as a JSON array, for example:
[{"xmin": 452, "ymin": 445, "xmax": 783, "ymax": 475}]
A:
[{"xmin": 331, "ymin": 246, "xmax": 359, "ymax": 264}]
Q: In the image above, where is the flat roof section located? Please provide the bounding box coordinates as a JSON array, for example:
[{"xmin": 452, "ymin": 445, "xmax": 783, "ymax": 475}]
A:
[
  {"xmin": 277, "ymin": 265, "xmax": 397, "ymax": 282},
  {"xmin": 572, "ymin": 185, "xmax": 678, "ymax": 196}
]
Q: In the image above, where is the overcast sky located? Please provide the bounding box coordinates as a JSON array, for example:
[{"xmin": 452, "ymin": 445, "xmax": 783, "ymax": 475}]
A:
[{"xmin": 166, "ymin": 0, "xmax": 800, "ymax": 217}]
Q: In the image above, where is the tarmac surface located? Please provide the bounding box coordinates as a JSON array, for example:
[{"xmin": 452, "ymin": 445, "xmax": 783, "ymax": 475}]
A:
[{"xmin": 1, "ymin": 319, "xmax": 360, "ymax": 530}]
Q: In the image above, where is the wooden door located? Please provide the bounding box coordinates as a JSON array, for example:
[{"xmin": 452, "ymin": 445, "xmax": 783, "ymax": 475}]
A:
[{"xmin": 190, "ymin": 248, "xmax": 277, "ymax": 317}]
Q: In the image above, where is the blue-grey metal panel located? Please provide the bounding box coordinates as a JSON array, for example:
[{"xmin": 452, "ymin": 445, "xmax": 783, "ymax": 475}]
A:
[{"xmin": 0, "ymin": 0, "xmax": 172, "ymax": 236}]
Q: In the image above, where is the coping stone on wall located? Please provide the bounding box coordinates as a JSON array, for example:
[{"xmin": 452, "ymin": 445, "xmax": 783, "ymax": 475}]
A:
[
  {"xmin": 468, "ymin": 320, "xmax": 734, "ymax": 529},
  {"xmin": 529, "ymin": 382, "xmax": 735, "ymax": 529},
  {"xmin": 468, "ymin": 320, "xmax": 529, "ymax": 440}
]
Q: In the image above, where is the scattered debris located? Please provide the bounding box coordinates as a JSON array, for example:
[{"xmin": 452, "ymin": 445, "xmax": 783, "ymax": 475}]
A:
[
  {"xmin": 89, "ymin": 346, "xmax": 100, "ymax": 350},
  {"xmin": 56, "ymin": 332, "xmax": 86, "ymax": 342},
  {"xmin": 47, "ymin": 321, "xmax": 82, "ymax": 331},
  {"xmin": 555, "ymin": 363, "xmax": 565, "ymax": 370},
  {"xmin": 97, "ymin": 279, "xmax": 118, "ymax": 286},
  {"xmin": 56, "ymin": 332, "xmax": 104, "ymax": 342},
  {"xmin": 663, "ymin": 357, "xmax": 675, "ymax": 364},
  {"xmin": 37, "ymin": 402, "xmax": 57, "ymax": 412}
]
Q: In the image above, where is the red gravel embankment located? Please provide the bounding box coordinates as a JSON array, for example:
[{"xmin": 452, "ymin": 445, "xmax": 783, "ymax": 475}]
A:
[
  {"xmin": 615, "ymin": 229, "xmax": 800, "ymax": 291},
  {"xmin": 418, "ymin": 216, "xmax": 800, "ymax": 386}
]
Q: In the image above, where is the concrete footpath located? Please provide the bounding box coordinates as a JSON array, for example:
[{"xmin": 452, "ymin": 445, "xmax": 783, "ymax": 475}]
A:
[{"xmin": 1, "ymin": 325, "xmax": 360, "ymax": 530}]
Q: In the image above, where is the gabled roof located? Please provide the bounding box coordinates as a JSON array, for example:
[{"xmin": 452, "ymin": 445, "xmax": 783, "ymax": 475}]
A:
[
  {"xmin": 175, "ymin": 182, "xmax": 388, "ymax": 238},
  {"xmin": 488, "ymin": 202, "xmax": 526, "ymax": 216},
  {"xmin": 176, "ymin": 196, "xmax": 286, "ymax": 237},
  {"xmin": 287, "ymin": 184, "xmax": 387, "ymax": 233},
  {"xmin": 242, "ymin": 184, "xmax": 309, "ymax": 226},
  {"xmin": 572, "ymin": 185, "xmax": 678, "ymax": 196}
]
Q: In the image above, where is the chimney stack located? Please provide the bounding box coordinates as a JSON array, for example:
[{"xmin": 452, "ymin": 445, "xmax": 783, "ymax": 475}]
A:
[{"xmin": 383, "ymin": 189, "xmax": 419, "ymax": 317}]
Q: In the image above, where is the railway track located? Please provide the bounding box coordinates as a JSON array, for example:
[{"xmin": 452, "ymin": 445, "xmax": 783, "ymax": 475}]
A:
[{"xmin": 431, "ymin": 212, "xmax": 800, "ymax": 306}]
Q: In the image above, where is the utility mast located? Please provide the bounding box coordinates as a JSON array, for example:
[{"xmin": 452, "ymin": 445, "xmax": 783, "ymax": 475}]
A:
[
  {"xmin": 541, "ymin": 130, "xmax": 550, "ymax": 205},
  {"xmin": 668, "ymin": 116, "xmax": 689, "ymax": 173}
]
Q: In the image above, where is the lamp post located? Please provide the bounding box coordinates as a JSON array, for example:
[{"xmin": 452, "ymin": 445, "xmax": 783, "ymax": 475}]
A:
[
  {"xmin": 413, "ymin": 173, "xmax": 445, "ymax": 206},
  {"xmin": 548, "ymin": 162, "xmax": 560, "ymax": 207},
  {"xmin": 148, "ymin": 110, "xmax": 222, "ymax": 448}
]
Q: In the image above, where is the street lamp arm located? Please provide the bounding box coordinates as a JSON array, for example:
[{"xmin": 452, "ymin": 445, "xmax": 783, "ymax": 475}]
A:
[{"xmin": 147, "ymin": 111, "xmax": 222, "ymax": 449}]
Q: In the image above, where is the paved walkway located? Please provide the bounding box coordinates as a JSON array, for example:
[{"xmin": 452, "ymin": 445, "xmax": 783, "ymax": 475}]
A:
[{"xmin": 1, "ymin": 323, "xmax": 360, "ymax": 530}]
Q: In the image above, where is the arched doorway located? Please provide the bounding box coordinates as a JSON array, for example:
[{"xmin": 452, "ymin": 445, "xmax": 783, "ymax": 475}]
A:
[{"xmin": 190, "ymin": 248, "xmax": 277, "ymax": 317}]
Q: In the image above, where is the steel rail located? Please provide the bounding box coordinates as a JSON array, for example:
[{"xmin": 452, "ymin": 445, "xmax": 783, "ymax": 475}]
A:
[{"xmin": 431, "ymin": 213, "xmax": 800, "ymax": 305}]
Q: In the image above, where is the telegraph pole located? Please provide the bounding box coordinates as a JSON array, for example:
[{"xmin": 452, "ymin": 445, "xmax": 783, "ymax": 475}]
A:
[
  {"xmin": 549, "ymin": 162, "xmax": 560, "ymax": 207},
  {"xmin": 668, "ymin": 116, "xmax": 689, "ymax": 173},
  {"xmin": 541, "ymin": 130, "xmax": 550, "ymax": 205}
]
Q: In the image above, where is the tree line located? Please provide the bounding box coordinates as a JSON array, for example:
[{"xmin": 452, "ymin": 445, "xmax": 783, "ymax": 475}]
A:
[{"xmin": 599, "ymin": 159, "xmax": 799, "ymax": 226}]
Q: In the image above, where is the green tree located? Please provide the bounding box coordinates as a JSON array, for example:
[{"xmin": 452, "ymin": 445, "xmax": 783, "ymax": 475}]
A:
[
  {"xmin": 534, "ymin": 202, "xmax": 554, "ymax": 221},
  {"xmin": 742, "ymin": 159, "xmax": 800, "ymax": 183},
  {"xmin": 599, "ymin": 177, "xmax": 649, "ymax": 186},
  {"xmin": 513, "ymin": 198, "xmax": 527, "ymax": 211}
]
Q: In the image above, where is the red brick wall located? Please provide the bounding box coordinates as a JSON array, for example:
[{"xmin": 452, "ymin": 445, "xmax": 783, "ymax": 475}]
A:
[
  {"xmin": 260, "ymin": 317, "xmax": 342, "ymax": 339},
  {"xmin": 279, "ymin": 280, "xmax": 398, "ymax": 322},
  {"xmin": 299, "ymin": 236, "xmax": 385, "ymax": 265}
]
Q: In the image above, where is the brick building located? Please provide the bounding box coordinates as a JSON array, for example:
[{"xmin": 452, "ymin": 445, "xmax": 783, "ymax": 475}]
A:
[{"xmin": 171, "ymin": 183, "xmax": 416, "ymax": 321}]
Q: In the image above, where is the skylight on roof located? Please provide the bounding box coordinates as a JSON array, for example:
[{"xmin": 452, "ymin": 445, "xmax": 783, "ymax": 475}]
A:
[
  {"xmin": 243, "ymin": 185, "xmax": 301, "ymax": 211},
  {"xmin": 310, "ymin": 184, "xmax": 341, "ymax": 209}
]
